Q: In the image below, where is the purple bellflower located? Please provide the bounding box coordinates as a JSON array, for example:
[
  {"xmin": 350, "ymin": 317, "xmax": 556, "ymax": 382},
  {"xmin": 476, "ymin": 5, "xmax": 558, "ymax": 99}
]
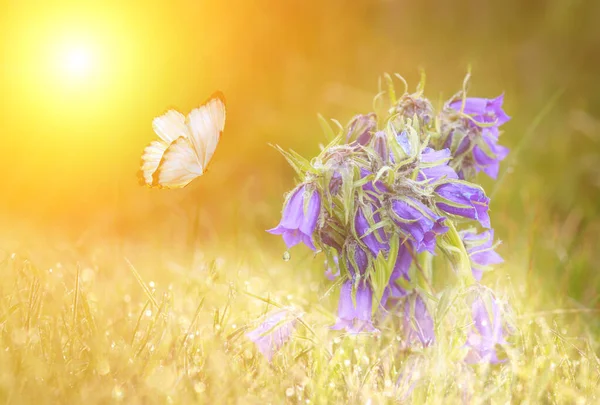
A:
[
  {"xmin": 372, "ymin": 131, "xmax": 390, "ymax": 163},
  {"xmin": 381, "ymin": 242, "xmax": 414, "ymax": 307},
  {"xmin": 435, "ymin": 182, "xmax": 490, "ymax": 228},
  {"xmin": 359, "ymin": 168, "xmax": 389, "ymax": 195},
  {"xmin": 332, "ymin": 244, "xmax": 378, "ymax": 334},
  {"xmin": 332, "ymin": 280, "xmax": 377, "ymax": 334},
  {"xmin": 449, "ymin": 95, "xmax": 510, "ymax": 136},
  {"xmin": 268, "ymin": 184, "xmax": 321, "ymax": 250},
  {"xmin": 464, "ymin": 295, "xmax": 510, "ymax": 364},
  {"xmin": 460, "ymin": 229, "xmax": 503, "ymax": 281},
  {"xmin": 246, "ymin": 309, "xmax": 300, "ymax": 362},
  {"xmin": 418, "ymin": 148, "xmax": 459, "ymax": 183},
  {"xmin": 402, "ymin": 294, "xmax": 435, "ymax": 347},
  {"xmin": 355, "ymin": 202, "xmax": 389, "ymax": 256},
  {"xmin": 347, "ymin": 113, "xmax": 377, "ymax": 146},
  {"xmin": 390, "ymin": 198, "xmax": 448, "ymax": 254},
  {"xmin": 395, "ymin": 130, "xmax": 412, "ymax": 156},
  {"xmin": 447, "ymin": 95, "xmax": 510, "ymax": 179}
]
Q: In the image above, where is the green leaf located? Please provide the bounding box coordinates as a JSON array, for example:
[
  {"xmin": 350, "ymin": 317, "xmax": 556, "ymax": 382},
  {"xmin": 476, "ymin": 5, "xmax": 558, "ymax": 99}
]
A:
[
  {"xmin": 383, "ymin": 72, "xmax": 396, "ymax": 105},
  {"xmin": 317, "ymin": 133, "xmax": 345, "ymax": 161},
  {"xmin": 386, "ymin": 233, "xmax": 400, "ymax": 272},
  {"xmin": 269, "ymin": 144, "xmax": 314, "ymax": 177},
  {"xmin": 369, "ymin": 251, "xmax": 392, "ymax": 312},
  {"xmin": 393, "ymin": 73, "xmax": 409, "ymax": 95},
  {"xmin": 435, "ymin": 288, "xmax": 459, "ymax": 327},
  {"xmin": 369, "ymin": 234, "xmax": 401, "ymax": 311},
  {"xmin": 442, "ymin": 221, "xmax": 475, "ymax": 286},
  {"xmin": 340, "ymin": 167, "xmax": 356, "ymax": 226},
  {"xmin": 416, "ymin": 68, "xmax": 427, "ymax": 95},
  {"xmin": 317, "ymin": 113, "xmax": 337, "ymax": 142}
]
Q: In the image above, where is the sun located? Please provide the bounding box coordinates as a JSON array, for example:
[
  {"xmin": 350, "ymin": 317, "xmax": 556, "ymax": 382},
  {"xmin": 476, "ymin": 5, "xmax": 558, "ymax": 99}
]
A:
[
  {"xmin": 60, "ymin": 45, "xmax": 95, "ymax": 79},
  {"xmin": 63, "ymin": 46, "xmax": 93, "ymax": 77}
]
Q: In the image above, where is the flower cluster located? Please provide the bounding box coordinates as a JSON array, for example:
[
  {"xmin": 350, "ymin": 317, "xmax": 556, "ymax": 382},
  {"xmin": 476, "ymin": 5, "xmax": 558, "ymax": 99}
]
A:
[{"xmin": 257, "ymin": 73, "xmax": 513, "ymax": 365}]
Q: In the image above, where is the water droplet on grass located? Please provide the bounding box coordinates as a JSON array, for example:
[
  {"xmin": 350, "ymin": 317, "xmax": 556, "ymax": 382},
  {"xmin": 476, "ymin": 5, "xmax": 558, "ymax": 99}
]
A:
[
  {"xmin": 96, "ymin": 359, "xmax": 110, "ymax": 376},
  {"xmin": 283, "ymin": 251, "xmax": 291, "ymax": 261},
  {"xmin": 112, "ymin": 385, "xmax": 124, "ymax": 401}
]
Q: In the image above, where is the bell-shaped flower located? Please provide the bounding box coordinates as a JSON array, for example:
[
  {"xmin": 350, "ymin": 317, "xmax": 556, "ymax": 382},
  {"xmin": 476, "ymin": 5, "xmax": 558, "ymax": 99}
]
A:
[
  {"xmin": 460, "ymin": 229, "xmax": 503, "ymax": 280},
  {"xmin": 331, "ymin": 243, "xmax": 377, "ymax": 334},
  {"xmin": 390, "ymin": 198, "xmax": 448, "ymax": 254},
  {"xmin": 446, "ymin": 95, "xmax": 510, "ymax": 179},
  {"xmin": 344, "ymin": 242, "xmax": 370, "ymax": 278},
  {"xmin": 401, "ymin": 294, "xmax": 435, "ymax": 347},
  {"xmin": 395, "ymin": 130, "xmax": 413, "ymax": 156},
  {"xmin": 359, "ymin": 168, "xmax": 389, "ymax": 195},
  {"xmin": 268, "ymin": 184, "xmax": 321, "ymax": 250},
  {"xmin": 417, "ymin": 148, "xmax": 459, "ymax": 183},
  {"xmin": 354, "ymin": 201, "xmax": 389, "ymax": 256},
  {"xmin": 435, "ymin": 182, "xmax": 490, "ymax": 228},
  {"xmin": 381, "ymin": 241, "xmax": 414, "ymax": 306},
  {"xmin": 449, "ymin": 95, "xmax": 511, "ymax": 133},
  {"xmin": 346, "ymin": 113, "xmax": 377, "ymax": 146},
  {"xmin": 331, "ymin": 280, "xmax": 377, "ymax": 334},
  {"xmin": 464, "ymin": 293, "xmax": 511, "ymax": 364},
  {"xmin": 246, "ymin": 309, "xmax": 300, "ymax": 362},
  {"xmin": 372, "ymin": 131, "xmax": 390, "ymax": 163}
]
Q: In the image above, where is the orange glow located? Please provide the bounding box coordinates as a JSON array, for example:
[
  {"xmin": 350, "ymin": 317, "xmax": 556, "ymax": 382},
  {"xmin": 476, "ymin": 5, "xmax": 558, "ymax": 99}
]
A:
[{"xmin": 2, "ymin": 0, "xmax": 590, "ymax": 239}]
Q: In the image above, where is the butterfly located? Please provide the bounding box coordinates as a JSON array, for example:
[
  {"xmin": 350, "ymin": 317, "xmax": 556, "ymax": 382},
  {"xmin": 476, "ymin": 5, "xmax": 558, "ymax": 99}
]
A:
[{"xmin": 139, "ymin": 92, "xmax": 226, "ymax": 189}]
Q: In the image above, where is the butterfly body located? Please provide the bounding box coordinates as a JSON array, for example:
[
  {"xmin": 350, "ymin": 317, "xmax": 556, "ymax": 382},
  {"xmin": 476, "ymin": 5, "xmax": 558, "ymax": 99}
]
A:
[{"xmin": 139, "ymin": 91, "xmax": 226, "ymax": 189}]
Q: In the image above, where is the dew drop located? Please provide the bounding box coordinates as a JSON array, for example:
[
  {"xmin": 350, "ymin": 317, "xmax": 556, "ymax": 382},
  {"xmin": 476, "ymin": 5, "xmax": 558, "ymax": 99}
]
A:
[
  {"xmin": 283, "ymin": 251, "xmax": 291, "ymax": 261},
  {"xmin": 194, "ymin": 382, "xmax": 206, "ymax": 393},
  {"xmin": 112, "ymin": 385, "xmax": 124, "ymax": 401},
  {"xmin": 96, "ymin": 359, "xmax": 110, "ymax": 376}
]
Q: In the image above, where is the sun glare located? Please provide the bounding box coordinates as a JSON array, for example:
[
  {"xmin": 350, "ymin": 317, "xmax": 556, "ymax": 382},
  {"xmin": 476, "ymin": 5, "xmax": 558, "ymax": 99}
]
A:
[{"xmin": 63, "ymin": 46, "xmax": 93, "ymax": 77}]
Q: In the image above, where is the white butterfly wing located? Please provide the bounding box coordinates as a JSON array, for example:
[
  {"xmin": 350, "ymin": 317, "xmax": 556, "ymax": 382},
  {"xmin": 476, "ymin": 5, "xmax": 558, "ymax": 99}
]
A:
[
  {"xmin": 139, "ymin": 92, "xmax": 226, "ymax": 189},
  {"xmin": 152, "ymin": 137, "xmax": 204, "ymax": 189},
  {"xmin": 152, "ymin": 110, "xmax": 189, "ymax": 143},
  {"xmin": 139, "ymin": 140, "xmax": 169, "ymax": 186},
  {"xmin": 186, "ymin": 92, "xmax": 226, "ymax": 170}
]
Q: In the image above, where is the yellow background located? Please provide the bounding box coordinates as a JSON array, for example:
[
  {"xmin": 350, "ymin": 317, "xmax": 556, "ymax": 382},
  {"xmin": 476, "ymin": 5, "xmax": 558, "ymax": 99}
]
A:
[{"xmin": 1, "ymin": 0, "xmax": 599, "ymax": 286}]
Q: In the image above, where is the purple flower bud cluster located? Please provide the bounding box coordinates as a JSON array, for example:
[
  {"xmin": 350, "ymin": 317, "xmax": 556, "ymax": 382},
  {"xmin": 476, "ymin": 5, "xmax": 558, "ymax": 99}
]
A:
[
  {"xmin": 437, "ymin": 95, "xmax": 510, "ymax": 180},
  {"xmin": 258, "ymin": 74, "xmax": 514, "ymax": 365}
]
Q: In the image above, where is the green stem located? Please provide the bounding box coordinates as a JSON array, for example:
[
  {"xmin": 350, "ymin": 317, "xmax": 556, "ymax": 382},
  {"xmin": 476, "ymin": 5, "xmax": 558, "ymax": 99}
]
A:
[{"xmin": 446, "ymin": 221, "xmax": 475, "ymax": 286}]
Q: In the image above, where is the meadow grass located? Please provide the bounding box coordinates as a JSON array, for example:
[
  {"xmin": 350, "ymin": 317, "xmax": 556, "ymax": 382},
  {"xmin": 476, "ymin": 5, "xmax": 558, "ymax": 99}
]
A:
[{"xmin": 1, "ymin": 205, "xmax": 599, "ymax": 404}]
